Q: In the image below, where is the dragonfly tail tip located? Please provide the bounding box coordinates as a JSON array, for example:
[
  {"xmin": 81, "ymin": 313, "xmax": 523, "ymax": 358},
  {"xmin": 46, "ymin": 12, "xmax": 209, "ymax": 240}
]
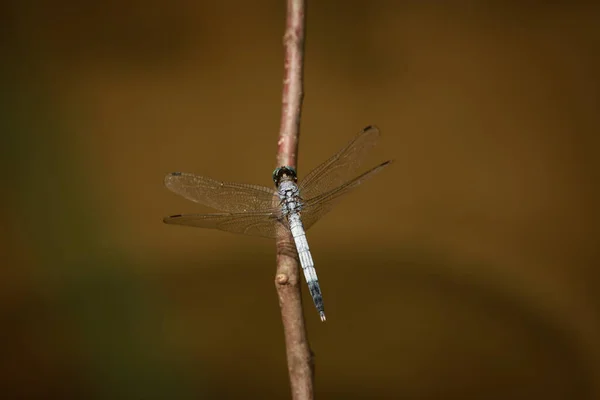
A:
[{"xmin": 319, "ymin": 312, "xmax": 326, "ymax": 322}]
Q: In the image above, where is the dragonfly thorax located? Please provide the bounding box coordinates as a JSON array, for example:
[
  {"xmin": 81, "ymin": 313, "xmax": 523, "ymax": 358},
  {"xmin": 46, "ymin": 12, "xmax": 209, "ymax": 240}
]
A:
[{"xmin": 277, "ymin": 180, "xmax": 303, "ymax": 216}]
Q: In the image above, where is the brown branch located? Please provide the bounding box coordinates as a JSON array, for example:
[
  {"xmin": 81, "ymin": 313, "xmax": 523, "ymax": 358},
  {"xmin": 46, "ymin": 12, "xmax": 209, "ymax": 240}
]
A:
[
  {"xmin": 276, "ymin": 0, "xmax": 305, "ymax": 167},
  {"xmin": 274, "ymin": 0, "xmax": 314, "ymax": 399}
]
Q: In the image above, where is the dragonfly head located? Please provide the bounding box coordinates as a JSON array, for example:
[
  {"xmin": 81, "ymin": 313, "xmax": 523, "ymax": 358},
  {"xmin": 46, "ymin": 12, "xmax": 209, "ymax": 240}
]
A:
[{"xmin": 272, "ymin": 166, "xmax": 297, "ymax": 186}]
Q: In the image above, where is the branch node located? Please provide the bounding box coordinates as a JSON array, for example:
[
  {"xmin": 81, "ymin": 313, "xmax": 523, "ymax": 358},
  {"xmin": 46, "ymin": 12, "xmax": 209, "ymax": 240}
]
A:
[{"xmin": 276, "ymin": 273, "xmax": 290, "ymax": 285}]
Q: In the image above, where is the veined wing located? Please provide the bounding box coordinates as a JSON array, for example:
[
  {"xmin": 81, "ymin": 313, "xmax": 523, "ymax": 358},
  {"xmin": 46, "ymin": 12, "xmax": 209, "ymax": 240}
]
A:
[
  {"xmin": 301, "ymin": 160, "xmax": 393, "ymax": 231},
  {"xmin": 164, "ymin": 172, "xmax": 277, "ymax": 213},
  {"xmin": 299, "ymin": 125, "xmax": 381, "ymax": 201},
  {"xmin": 163, "ymin": 209, "xmax": 283, "ymax": 239}
]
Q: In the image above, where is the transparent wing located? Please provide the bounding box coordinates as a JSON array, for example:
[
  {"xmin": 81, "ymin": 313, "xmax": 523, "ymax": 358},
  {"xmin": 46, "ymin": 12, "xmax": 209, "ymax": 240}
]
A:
[
  {"xmin": 163, "ymin": 210, "xmax": 283, "ymax": 239},
  {"xmin": 164, "ymin": 172, "xmax": 277, "ymax": 213},
  {"xmin": 301, "ymin": 160, "xmax": 393, "ymax": 231},
  {"xmin": 299, "ymin": 125, "xmax": 381, "ymax": 201}
]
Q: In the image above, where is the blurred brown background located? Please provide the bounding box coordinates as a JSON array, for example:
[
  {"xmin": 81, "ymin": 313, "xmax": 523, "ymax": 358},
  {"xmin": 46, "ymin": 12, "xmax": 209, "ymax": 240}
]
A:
[{"xmin": 1, "ymin": 1, "xmax": 599, "ymax": 399}]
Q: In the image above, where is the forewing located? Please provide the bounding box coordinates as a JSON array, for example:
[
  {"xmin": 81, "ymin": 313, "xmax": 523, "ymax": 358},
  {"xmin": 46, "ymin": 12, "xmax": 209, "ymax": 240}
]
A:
[
  {"xmin": 163, "ymin": 210, "xmax": 283, "ymax": 239},
  {"xmin": 301, "ymin": 160, "xmax": 393, "ymax": 231},
  {"xmin": 299, "ymin": 125, "xmax": 381, "ymax": 201},
  {"xmin": 164, "ymin": 172, "xmax": 277, "ymax": 213}
]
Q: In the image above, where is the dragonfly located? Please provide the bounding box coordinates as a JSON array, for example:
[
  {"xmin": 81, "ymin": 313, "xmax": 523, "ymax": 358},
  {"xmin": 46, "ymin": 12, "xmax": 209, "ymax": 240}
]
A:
[{"xmin": 163, "ymin": 125, "xmax": 393, "ymax": 321}]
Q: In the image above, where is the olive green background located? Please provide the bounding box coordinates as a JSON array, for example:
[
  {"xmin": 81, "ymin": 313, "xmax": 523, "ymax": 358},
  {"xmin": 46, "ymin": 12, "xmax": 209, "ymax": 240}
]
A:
[{"xmin": 1, "ymin": 1, "xmax": 599, "ymax": 399}]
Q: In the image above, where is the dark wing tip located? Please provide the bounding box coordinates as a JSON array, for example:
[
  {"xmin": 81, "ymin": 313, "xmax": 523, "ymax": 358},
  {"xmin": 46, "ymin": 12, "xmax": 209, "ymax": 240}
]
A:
[
  {"xmin": 163, "ymin": 214, "xmax": 183, "ymax": 223},
  {"xmin": 362, "ymin": 124, "xmax": 379, "ymax": 133},
  {"xmin": 164, "ymin": 172, "xmax": 183, "ymax": 188},
  {"xmin": 371, "ymin": 160, "xmax": 394, "ymax": 174}
]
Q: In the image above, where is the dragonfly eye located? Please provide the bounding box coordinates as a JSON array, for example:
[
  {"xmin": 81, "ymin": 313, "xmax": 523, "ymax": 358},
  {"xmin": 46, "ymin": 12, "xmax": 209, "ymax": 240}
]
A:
[{"xmin": 272, "ymin": 166, "xmax": 298, "ymax": 185}]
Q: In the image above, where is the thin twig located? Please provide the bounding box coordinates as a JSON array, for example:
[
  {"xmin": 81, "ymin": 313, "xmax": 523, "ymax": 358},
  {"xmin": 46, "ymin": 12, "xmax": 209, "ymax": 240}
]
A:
[{"xmin": 274, "ymin": 0, "xmax": 314, "ymax": 399}]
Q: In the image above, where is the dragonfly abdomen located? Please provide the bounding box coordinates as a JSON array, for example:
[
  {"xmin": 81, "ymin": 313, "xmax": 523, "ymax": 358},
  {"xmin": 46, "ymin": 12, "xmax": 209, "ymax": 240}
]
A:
[{"xmin": 288, "ymin": 213, "xmax": 326, "ymax": 321}]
